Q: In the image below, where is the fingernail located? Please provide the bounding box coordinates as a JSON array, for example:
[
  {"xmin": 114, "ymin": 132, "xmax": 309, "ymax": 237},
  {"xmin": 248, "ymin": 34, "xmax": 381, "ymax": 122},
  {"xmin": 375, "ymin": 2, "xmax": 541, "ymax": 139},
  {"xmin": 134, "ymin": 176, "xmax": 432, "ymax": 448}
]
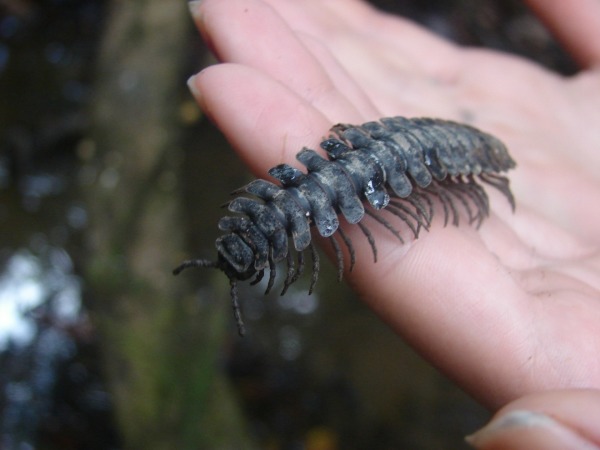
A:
[
  {"xmin": 187, "ymin": 73, "xmax": 213, "ymax": 122},
  {"xmin": 466, "ymin": 410, "xmax": 600, "ymax": 450},
  {"xmin": 187, "ymin": 74, "xmax": 201, "ymax": 98},
  {"xmin": 188, "ymin": 1, "xmax": 203, "ymax": 19}
]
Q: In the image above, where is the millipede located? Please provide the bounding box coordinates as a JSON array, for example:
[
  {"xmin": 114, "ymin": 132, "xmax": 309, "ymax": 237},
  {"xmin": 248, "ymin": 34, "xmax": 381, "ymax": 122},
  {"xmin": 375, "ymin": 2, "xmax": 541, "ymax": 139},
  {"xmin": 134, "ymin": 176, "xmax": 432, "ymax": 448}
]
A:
[{"xmin": 174, "ymin": 116, "xmax": 516, "ymax": 336}]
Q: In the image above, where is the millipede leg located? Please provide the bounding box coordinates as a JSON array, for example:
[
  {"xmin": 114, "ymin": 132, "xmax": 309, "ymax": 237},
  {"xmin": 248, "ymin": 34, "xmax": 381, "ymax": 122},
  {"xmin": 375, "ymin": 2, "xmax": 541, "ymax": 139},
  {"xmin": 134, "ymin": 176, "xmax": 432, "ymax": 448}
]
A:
[
  {"xmin": 412, "ymin": 191, "xmax": 434, "ymax": 226},
  {"xmin": 458, "ymin": 178, "xmax": 490, "ymax": 228},
  {"xmin": 472, "ymin": 179, "xmax": 490, "ymax": 216},
  {"xmin": 386, "ymin": 203, "xmax": 419, "ymax": 238},
  {"xmin": 293, "ymin": 251, "xmax": 304, "ymax": 284},
  {"xmin": 280, "ymin": 251, "xmax": 295, "ymax": 295},
  {"xmin": 480, "ymin": 173, "xmax": 515, "ymax": 210},
  {"xmin": 430, "ymin": 183, "xmax": 457, "ymax": 226},
  {"xmin": 250, "ymin": 270, "xmax": 265, "ymax": 285},
  {"xmin": 337, "ymin": 227, "xmax": 356, "ymax": 272},
  {"xmin": 265, "ymin": 254, "xmax": 276, "ymax": 295},
  {"xmin": 431, "ymin": 185, "xmax": 449, "ymax": 226},
  {"xmin": 389, "ymin": 198, "xmax": 430, "ymax": 235},
  {"xmin": 329, "ymin": 235, "xmax": 344, "ymax": 281},
  {"xmin": 308, "ymin": 242, "xmax": 319, "ymax": 295},
  {"xmin": 365, "ymin": 209, "xmax": 404, "ymax": 243},
  {"xmin": 447, "ymin": 190, "xmax": 460, "ymax": 226},
  {"xmin": 358, "ymin": 221, "xmax": 378, "ymax": 263},
  {"xmin": 229, "ymin": 278, "xmax": 246, "ymax": 336},
  {"xmin": 446, "ymin": 181, "xmax": 476, "ymax": 225}
]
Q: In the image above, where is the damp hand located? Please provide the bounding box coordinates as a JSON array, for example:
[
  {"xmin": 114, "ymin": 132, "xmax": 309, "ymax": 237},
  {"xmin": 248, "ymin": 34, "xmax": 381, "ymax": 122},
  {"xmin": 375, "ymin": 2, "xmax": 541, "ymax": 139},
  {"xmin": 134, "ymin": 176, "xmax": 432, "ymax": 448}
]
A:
[{"xmin": 187, "ymin": 0, "xmax": 600, "ymax": 444}]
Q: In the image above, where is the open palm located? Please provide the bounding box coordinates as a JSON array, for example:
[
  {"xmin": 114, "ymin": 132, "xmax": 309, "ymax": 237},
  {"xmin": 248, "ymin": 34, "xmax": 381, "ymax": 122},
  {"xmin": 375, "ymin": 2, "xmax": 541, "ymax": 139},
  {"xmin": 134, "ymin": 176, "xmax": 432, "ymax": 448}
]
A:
[{"xmin": 188, "ymin": 0, "xmax": 600, "ymax": 439}]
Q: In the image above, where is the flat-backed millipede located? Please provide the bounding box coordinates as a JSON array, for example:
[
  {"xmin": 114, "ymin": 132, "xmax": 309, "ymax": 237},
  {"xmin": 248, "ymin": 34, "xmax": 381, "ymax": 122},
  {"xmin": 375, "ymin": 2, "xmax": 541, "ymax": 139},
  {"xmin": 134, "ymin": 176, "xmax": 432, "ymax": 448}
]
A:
[{"xmin": 174, "ymin": 116, "xmax": 516, "ymax": 335}]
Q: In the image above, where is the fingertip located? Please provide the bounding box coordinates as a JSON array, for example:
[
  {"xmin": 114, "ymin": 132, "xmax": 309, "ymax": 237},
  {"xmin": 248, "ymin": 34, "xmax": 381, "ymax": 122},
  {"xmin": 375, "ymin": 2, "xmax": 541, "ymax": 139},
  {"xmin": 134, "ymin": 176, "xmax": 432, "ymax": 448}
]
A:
[
  {"xmin": 187, "ymin": 72, "xmax": 213, "ymax": 122},
  {"xmin": 186, "ymin": 73, "xmax": 201, "ymax": 99},
  {"xmin": 467, "ymin": 390, "xmax": 600, "ymax": 449},
  {"xmin": 466, "ymin": 409, "xmax": 600, "ymax": 450},
  {"xmin": 188, "ymin": 0, "xmax": 203, "ymax": 20}
]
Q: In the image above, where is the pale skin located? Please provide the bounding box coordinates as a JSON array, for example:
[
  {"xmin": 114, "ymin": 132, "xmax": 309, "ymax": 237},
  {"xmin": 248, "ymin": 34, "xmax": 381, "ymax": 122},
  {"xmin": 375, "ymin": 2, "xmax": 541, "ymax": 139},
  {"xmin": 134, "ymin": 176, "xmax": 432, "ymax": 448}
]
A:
[{"xmin": 187, "ymin": 0, "xmax": 600, "ymax": 447}]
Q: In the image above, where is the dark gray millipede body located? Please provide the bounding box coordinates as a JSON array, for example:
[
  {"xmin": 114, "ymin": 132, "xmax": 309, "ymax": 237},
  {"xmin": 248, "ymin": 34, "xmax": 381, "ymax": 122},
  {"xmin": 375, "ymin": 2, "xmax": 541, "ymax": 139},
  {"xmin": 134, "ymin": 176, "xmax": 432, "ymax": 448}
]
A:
[{"xmin": 174, "ymin": 116, "xmax": 517, "ymax": 336}]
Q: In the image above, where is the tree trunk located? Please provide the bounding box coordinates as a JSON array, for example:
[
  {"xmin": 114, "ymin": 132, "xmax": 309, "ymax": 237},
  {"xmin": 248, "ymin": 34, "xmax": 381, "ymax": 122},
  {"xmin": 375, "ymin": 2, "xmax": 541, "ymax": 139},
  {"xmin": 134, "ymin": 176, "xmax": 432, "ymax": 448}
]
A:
[{"xmin": 83, "ymin": 1, "xmax": 255, "ymax": 448}]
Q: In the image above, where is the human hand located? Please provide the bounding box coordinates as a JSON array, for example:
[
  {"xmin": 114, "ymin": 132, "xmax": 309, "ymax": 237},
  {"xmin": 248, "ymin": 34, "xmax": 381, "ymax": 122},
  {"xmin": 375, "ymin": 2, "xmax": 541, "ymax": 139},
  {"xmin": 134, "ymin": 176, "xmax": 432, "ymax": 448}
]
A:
[{"xmin": 187, "ymin": 0, "xmax": 600, "ymax": 442}]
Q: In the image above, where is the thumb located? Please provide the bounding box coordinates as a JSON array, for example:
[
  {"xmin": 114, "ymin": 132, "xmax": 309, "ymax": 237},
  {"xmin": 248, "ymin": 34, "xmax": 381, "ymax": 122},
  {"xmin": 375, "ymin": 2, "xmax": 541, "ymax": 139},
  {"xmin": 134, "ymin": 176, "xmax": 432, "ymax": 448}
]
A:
[{"xmin": 466, "ymin": 389, "xmax": 600, "ymax": 449}]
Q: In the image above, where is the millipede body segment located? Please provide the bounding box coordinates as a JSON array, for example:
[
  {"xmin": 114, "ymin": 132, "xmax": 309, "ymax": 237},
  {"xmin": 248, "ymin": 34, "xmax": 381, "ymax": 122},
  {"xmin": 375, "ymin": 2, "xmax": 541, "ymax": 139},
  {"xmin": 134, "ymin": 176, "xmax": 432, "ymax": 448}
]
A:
[{"xmin": 174, "ymin": 116, "xmax": 516, "ymax": 335}]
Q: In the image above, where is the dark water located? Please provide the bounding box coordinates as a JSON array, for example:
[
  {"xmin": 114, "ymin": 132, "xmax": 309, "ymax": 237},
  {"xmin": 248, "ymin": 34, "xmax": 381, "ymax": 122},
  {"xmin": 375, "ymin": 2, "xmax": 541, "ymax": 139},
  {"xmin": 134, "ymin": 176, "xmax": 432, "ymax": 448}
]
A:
[
  {"xmin": 0, "ymin": 1, "xmax": 120, "ymax": 448},
  {"xmin": 0, "ymin": 1, "xmax": 574, "ymax": 449}
]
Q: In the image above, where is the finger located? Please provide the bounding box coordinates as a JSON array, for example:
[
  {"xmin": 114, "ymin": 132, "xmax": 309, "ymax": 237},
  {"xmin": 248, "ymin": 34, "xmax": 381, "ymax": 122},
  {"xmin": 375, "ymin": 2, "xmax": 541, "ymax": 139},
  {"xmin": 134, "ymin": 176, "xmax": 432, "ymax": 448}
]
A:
[
  {"xmin": 467, "ymin": 389, "xmax": 600, "ymax": 449},
  {"xmin": 262, "ymin": 0, "xmax": 460, "ymax": 77},
  {"xmin": 295, "ymin": 32, "xmax": 380, "ymax": 120},
  {"xmin": 260, "ymin": 0, "xmax": 464, "ymax": 115},
  {"xmin": 191, "ymin": 0, "xmax": 365, "ymax": 124},
  {"xmin": 189, "ymin": 63, "xmax": 332, "ymax": 174},
  {"xmin": 525, "ymin": 0, "xmax": 600, "ymax": 68}
]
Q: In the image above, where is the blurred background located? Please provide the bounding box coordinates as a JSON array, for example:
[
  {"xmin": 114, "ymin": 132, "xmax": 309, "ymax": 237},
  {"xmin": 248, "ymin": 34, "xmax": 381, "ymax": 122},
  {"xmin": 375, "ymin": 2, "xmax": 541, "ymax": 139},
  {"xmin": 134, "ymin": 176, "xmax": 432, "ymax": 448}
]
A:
[{"xmin": 0, "ymin": 0, "xmax": 576, "ymax": 449}]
